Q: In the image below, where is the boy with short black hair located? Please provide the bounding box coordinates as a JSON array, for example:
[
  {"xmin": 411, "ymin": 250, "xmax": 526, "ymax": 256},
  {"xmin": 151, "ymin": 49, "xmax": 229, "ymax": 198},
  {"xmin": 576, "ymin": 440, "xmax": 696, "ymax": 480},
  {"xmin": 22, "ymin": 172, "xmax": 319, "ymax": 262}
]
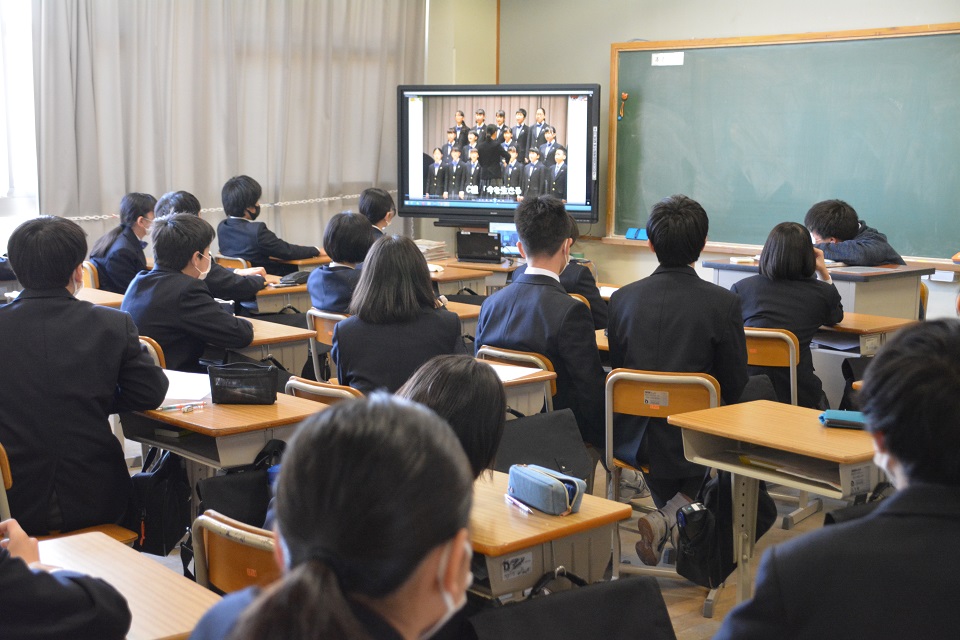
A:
[
  {"xmin": 217, "ymin": 175, "xmax": 322, "ymax": 275},
  {"xmin": 359, "ymin": 187, "xmax": 396, "ymax": 240},
  {"xmin": 307, "ymin": 212, "xmax": 374, "ymax": 313},
  {"xmin": 803, "ymin": 199, "xmax": 904, "ymax": 266}
]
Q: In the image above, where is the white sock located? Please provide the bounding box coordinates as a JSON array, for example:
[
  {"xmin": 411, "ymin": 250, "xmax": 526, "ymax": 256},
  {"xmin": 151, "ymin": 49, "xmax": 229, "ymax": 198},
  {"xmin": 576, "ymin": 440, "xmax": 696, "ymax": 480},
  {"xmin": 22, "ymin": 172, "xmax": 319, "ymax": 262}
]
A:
[{"xmin": 661, "ymin": 492, "xmax": 692, "ymax": 529}]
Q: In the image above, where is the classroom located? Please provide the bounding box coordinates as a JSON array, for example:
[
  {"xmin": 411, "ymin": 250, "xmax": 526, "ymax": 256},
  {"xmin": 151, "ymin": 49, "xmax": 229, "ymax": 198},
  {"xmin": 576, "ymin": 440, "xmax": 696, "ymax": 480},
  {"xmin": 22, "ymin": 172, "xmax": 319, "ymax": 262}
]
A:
[{"xmin": 1, "ymin": 1, "xmax": 959, "ymax": 639}]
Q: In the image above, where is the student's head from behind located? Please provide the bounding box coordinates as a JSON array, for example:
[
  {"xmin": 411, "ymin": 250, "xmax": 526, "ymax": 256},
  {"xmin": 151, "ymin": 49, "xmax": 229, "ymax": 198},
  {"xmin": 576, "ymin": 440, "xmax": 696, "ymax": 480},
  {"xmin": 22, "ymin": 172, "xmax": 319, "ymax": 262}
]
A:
[
  {"xmin": 485, "ymin": 123, "xmax": 498, "ymax": 140},
  {"xmin": 349, "ymin": 234, "xmax": 435, "ymax": 324},
  {"xmin": 155, "ymin": 190, "xmax": 202, "ymax": 218},
  {"xmin": 322, "ymin": 212, "xmax": 374, "ymax": 265},
  {"xmin": 233, "ymin": 395, "xmax": 473, "ymax": 640},
  {"xmin": 859, "ymin": 319, "xmax": 960, "ymax": 488},
  {"xmin": 397, "ymin": 355, "xmax": 507, "ymax": 479},
  {"xmin": 358, "ymin": 187, "xmax": 396, "ymax": 228},
  {"xmin": 515, "ymin": 195, "xmax": 571, "ymax": 260},
  {"xmin": 151, "ymin": 213, "xmax": 215, "ymax": 276},
  {"xmin": 646, "ymin": 194, "xmax": 709, "ymax": 267},
  {"xmin": 759, "ymin": 222, "xmax": 817, "ymax": 281},
  {"xmin": 221, "ymin": 175, "xmax": 262, "ymax": 219},
  {"xmin": 7, "ymin": 216, "xmax": 86, "ymax": 290},
  {"xmin": 804, "ymin": 199, "xmax": 859, "ymax": 243}
]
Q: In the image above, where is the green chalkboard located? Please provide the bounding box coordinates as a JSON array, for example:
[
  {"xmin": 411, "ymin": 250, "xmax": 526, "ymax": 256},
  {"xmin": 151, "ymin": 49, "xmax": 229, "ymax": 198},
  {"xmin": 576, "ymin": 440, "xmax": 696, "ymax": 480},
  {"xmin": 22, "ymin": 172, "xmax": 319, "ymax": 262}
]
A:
[{"xmin": 609, "ymin": 26, "xmax": 960, "ymax": 258}]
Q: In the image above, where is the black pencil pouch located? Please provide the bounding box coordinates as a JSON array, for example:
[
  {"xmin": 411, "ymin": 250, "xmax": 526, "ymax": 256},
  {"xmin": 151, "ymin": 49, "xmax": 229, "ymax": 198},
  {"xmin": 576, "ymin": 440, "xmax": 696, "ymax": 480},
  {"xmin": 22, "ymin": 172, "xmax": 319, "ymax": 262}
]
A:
[{"xmin": 208, "ymin": 362, "xmax": 278, "ymax": 405}]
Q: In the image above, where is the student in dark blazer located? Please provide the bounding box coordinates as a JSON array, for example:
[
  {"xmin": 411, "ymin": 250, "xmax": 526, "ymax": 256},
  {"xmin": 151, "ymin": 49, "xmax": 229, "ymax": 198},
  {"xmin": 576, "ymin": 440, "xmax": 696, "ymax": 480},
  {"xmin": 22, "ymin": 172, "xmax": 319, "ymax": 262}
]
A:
[
  {"xmin": 88, "ymin": 192, "xmax": 156, "ymax": 294},
  {"xmin": 217, "ymin": 175, "xmax": 322, "ymax": 276},
  {"xmin": 445, "ymin": 147, "xmax": 467, "ymax": 198},
  {"xmin": 425, "ymin": 148, "xmax": 449, "ymax": 198},
  {"xmin": 453, "ymin": 110, "xmax": 470, "ymax": 148},
  {"xmin": 494, "ymin": 109, "xmax": 510, "ymax": 141},
  {"xmin": 123, "ymin": 214, "xmax": 254, "ymax": 373},
  {"xmin": 155, "ymin": 190, "xmax": 268, "ymax": 304},
  {"xmin": 475, "ymin": 196, "xmax": 605, "ymax": 447},
  {"xmin": 473, "ymin": 108, "xmax": 487, "ymax": 140},
  {"xmin": 539, "ymin": 127, "xmax": 566, "ymax": 167},
  {"xmin": 0, "ymin": 518, "xmax": 132, "ymax": 639},
  {"xmin": 716, "ymin": 319, "xmax": 960, "ymax": 640},
  {"xmin": 465, "ymin": 149, "xmax": 482, "ymax": 199},
  {"xmin": 546, "ymin": 147, "xmax": 568, "ymax": 199},
  {"xmin": 731, "ymin": 222, "xmax": 843, "ymax": 409},
  {"xmin": 513, "ymin": 108, "xmax": 530, "ymax": 161},
  {"xmin": 804, "ymin": 199, "xmax": 905, "ymax": 266},
  {"xmin": 519, "ymin": 148, "xmax": 546, "ymax": 201},
  {"xmin": 530, "ymin": 107, "xmax": 550, "ymax": 152},
  {"xmin": 502, "ymin": 146, "xmax": 523, "ymax": 199},
  {"xmin": 0, "ymin": 217, "xmax": 167, "ymax": 535},
  {"xmin": 511, "ymin": 214, "xmax": 607, "ymax": 329},
  {"xmin": 359, "ymin": 187, "xmax": 396, "ymax": 242},
  {"xmin": 332, "ymin": 235, "xmax": 465, "ymax": 394},
  {"xmin": 307, "ymin": 212, "xmax": 373, "ymax": 313},
  {"xmin": 442, "ymin": 129, "xmax": 458, "ymax": 161},
  {"xmin": 607, "ymin": 195, "xmax": 748, "ymax": 565}
]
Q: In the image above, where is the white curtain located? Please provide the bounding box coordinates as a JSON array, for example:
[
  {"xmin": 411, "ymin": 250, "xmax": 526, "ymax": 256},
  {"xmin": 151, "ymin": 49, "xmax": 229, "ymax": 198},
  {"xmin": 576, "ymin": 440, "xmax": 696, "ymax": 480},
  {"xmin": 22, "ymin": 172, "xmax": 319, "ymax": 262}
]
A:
[
  {"xmin": 32, "ymin": 0, "xmax": 425, "ymax": 219},
  {"xmin": 0, "ymin": 0, "xmax": 38, "ymax": 200}
]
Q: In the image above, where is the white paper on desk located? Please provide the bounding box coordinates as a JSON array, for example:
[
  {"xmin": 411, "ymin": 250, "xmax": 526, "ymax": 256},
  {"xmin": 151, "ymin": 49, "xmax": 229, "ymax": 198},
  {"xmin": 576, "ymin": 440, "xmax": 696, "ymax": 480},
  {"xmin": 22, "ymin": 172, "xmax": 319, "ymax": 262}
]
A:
[
  {"xmin": 811, "ymin": 332, "xmax": 860, "ymax": 352},
  {"xmin": 599, "ymin": 286, "xmax": 619, "ymax": 298},
  {"xmin": 484, "ymin": 363, "xmax": 542, "ymax": 383},
  {"xmin": 162, "ymin": 370, "xmax": 211, "ymax": 402}
]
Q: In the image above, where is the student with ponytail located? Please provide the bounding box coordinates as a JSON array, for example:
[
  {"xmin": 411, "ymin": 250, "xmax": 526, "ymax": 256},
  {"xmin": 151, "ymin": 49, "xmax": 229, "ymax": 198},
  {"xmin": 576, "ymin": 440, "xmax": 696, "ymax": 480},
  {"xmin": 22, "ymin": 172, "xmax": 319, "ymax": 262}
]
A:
[
  {"xmin": 89, "ymin": 192, "xmax": 156, "ymax": 293},
  {"xmin": 190, "ymin": 395, "xmax": 475, "ymax": 640}
]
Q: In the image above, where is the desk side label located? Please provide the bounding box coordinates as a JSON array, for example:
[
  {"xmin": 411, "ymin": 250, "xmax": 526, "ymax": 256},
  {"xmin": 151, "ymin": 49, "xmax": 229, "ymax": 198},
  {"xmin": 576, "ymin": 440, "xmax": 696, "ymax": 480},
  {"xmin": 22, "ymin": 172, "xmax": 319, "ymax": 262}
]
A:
[{"xmin": 501, "ymin": 552, "xmax": 534, "ymax": 582}]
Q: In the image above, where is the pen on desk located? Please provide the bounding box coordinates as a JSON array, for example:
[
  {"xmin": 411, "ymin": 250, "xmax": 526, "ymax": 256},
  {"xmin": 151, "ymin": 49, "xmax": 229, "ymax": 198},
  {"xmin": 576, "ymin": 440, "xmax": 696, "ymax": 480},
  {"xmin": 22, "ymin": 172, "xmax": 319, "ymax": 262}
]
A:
[
  {"xmin": 504, "ymin": 493, "xmax": 533, "ymax": 514},
  {"xmin": 158, "ymin": 401, "xmax": 206, "ymax": 412}
]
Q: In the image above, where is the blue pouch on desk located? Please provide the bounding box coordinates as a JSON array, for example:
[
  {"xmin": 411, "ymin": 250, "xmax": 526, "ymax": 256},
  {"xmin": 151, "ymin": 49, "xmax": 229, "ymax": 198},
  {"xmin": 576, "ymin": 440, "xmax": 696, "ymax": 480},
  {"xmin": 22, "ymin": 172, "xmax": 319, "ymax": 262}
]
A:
[
  {"xmin": 507, "ymin": 464, "xmax": 586, "ymax": 516},
  {"xmin": 819, "ymin": 410, "xmax": 867, "ymax": 430}
]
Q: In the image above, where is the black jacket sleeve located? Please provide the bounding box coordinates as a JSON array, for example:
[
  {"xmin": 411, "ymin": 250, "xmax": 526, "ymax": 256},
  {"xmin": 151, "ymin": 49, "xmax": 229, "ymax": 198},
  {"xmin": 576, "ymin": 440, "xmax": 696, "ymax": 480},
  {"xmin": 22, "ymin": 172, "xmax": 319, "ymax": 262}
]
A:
[
  {"xmin": 204, "ymin": 262, "xmax": 266, "ymax": 302},
  {"xmin": 255, "ymin": 224, "xmax": 320, "ymax": 261},
  {"xmin": 111, "ymin": 313, "xmax": 169, "ymax": 413},
  {"xmin": 180, "ymin": 281, "xmax": 255, "ymax": 348}
]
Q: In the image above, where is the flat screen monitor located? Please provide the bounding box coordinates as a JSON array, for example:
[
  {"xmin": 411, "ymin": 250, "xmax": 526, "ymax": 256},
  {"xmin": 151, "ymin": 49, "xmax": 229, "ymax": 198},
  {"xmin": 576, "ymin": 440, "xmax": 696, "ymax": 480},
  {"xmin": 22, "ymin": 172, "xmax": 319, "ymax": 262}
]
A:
[
  {"xmin": 489, "ymin": 221, "xmax": 520, "ymax": 257},
  {"xmin": 397, "ymin": 84, "xmax": 601, "ymax": 224}
]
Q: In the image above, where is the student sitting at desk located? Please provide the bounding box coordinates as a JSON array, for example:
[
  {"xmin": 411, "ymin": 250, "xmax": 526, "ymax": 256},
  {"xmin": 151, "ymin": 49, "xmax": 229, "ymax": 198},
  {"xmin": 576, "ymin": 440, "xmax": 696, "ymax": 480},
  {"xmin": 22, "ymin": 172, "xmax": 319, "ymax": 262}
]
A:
[
  {"xmin": 804, "ymin": 199, "xmax": 905, "ymax": 266},
  {"xmin": 332, "ymin": 235, "xmax": 465, "ymax": 393},
  {"xmin": 476, "ymin": 196, "xmax": 605, "ymax": 450},
  {"xmin": 716, "ymin": 319, "xmax": 960, "ymax": 639},
  {"xmin": 88, "ymin": 192, "xmax": 156, "ymax": 294},
  {"xmin": 0, "ymin": 217, "xmax": 167, "ymax": 535},
  {"xmin": 359, "ymin": 187, "xmax": 397, "ymax": 241},
  {"xmin": 608, "ymin": 194, "xmax": 748, "ymax": 566},
  {"xmin": 306, "ymin": 212, "xmax": 373, "ymax": 313},
  {"xmin": 0, "ymin": 518, "xmax": 132, "ymax": 639},
  {"xmin": 397, "ymin": 354, "xmax": 507, "ymax": 479},
  {"xmin": 155, "ymin": 190, "xmax": 268, "ymax": 303},
  {"xmin": 217, "ymin": 175, "xmax": 323, "ymax": 276},
  {"xmin": 190, "ymin": 396, "xmax": 474, "ymax": 640},
  {"xmin": 122, "ymin": 213, "xmax": 254, "ymax": 373},
  {"xmin": 511, "ymin": 213, "xmax": 607, "ymax": 330},
  {"xmin": 731, "ymin": 222, "xmax": 843, "ymax": 409}
]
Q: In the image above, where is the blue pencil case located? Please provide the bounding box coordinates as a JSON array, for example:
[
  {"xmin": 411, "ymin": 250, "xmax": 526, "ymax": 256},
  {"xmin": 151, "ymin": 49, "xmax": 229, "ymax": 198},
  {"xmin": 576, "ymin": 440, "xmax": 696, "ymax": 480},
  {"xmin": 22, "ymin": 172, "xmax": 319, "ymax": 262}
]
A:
[
  {"xmin": 819, "ymin": 410, "xmax": 866, "ymax": 430},
  {"xmin": 507, "ymin": 464, "xmax": 587, "ymax": 516}
]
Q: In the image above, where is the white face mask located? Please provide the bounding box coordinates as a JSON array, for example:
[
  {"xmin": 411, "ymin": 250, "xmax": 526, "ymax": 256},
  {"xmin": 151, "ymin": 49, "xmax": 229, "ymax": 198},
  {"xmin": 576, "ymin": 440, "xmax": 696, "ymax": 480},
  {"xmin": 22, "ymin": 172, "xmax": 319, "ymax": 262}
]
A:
[
  {"xmin": 72, "ymin": 276, "xmax": 84, "ymax": 298},
  {"xmin": 197, "ymin": 253, "xmax": 212, "ymax": 280},
  {"xmin": 419, "ymin": 539, "xmax": 473, "ymax": 640}
]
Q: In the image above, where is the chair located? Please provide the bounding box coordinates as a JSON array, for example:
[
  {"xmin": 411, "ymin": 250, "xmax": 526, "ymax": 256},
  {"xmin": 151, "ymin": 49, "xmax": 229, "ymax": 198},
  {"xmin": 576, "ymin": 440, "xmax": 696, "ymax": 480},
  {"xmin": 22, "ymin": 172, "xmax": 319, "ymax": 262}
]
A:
[
  {"xmin": 604, "ymin": 368, "xmax": 721, "ymax": 616},
  {"xmin": 81, "ymin": 261, "xmax": 100, "ymax": 289},
  {"xmin": 569, "ymin": 293, "xmax": 591, "ymax": 308},
  {"xmin": 919, "ymin": 281, "xmax": 928, "ymax": 320},
  {"xmin": 192, "ymin": 510, "xmax": 280, "ymax": 593},
  {"xmin": 215, "ymin": 255, "xmax": 250, "ymax": 270},
  {"xmin": 306, "ymin": 308, "xmax": 349, "ymax": 381},
  {"xmin": 744, "ymin": 328, "xmax": 820, "ymax": 529},
  {"xmin": 0, "ymin": 442, "xmax": 138, "ymax": 546},
  {"xmin": 285, "ymin": 376, "xmax": 363, "ymax": 405},
  {"xmin": 477, "ymin": 345, "xmax": 556, "ymax": 411},
  {"xmin": 138, "ymin": 336, "xmax": 166, "ymax": 368}
]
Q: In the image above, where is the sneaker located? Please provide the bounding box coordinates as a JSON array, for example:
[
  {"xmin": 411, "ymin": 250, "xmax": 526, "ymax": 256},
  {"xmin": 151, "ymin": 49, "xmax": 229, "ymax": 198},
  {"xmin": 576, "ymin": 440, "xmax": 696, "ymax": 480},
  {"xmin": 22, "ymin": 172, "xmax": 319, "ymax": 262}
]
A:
[
  {"xmin": 618, "ymin": 468, "xmax": 651, "ymax": 502},
  {"xmin": 635, "ymin": 510, "xmax": 670, "ymax": 566}
]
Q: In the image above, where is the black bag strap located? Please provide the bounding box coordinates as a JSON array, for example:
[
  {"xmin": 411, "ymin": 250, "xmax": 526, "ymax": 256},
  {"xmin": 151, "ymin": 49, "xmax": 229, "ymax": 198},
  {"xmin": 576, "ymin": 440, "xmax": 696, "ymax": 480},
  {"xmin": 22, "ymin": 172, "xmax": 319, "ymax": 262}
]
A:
[
  {"xmin": 253, "ymin": 439, "xmax": 286, "ymax": 469},
  {"xmin": 526, "ymin": 566, "xmax": 588, "ymax": 599}
]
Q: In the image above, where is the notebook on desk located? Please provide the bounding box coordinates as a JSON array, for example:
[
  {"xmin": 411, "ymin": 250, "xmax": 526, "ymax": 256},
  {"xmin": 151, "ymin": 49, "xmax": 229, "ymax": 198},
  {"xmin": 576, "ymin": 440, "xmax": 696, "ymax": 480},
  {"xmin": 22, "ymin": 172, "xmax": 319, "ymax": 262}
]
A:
[{"xmin": 456, "ymin": 232, "xmax": 502, "ymax": 263}]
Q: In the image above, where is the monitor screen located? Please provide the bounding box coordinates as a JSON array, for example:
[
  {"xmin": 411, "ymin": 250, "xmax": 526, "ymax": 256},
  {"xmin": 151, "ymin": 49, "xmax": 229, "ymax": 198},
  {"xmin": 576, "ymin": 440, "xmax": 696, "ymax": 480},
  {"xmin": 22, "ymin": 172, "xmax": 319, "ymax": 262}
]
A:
[
  {"xmin": 489, "ymin": 221, "xmax": 520, "ymax": 257},
  {"xmin": 397, "ymin": 84, "xmax": 601, "ymax": 224}
]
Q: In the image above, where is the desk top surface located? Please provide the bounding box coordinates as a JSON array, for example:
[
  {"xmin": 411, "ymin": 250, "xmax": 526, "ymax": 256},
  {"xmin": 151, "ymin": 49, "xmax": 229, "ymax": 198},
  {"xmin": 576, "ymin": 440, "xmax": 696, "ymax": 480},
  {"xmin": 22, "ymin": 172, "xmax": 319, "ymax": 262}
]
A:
[
  {"xmin": 821, "ymin": 312, "xmax": 919, "ymax": 335},
  {"xmin": 431, "ymin": 265, "xmax": 494, "ymax": 282},
  {"xmin": 596, "ymin": 329, "xmax": 608, "ymax": 352},
  {"xmin": 270, "ymin": 255, "xmax": 331, "ymax": 266},
  {"xmin": 39, "ymin": 532, "xmax": 221, "ymax": 640},
  {"xmin": 481, "ymin": 360, "xmax": 557, "ymax": 388},
  {"xmin": 445, "ymin": 301, "xmax": 481, "ymax": 320},
  {"xmin": 141, "ymin": 392, "xmax": 322, "ymax": 436},
  {"xmin": 469, "ymin": 471, "xmax": 631, "ymax": 557},
  {"xmin": 258, "ymin": 282, "xmax": 308, "ymax": 298},
  {"xmin": 437, "ymin": 258, "xmax": 521, "ymax": 273},
  {"xmin": 667, "ymin": 400, "xmax": 874, "ymax": 464},
  {"xmin": 246, "ymin": 317, "xmax": 315, "ymax": 346},
  {"xmin": 77, "ymin": 288, "xmax": 125, "ymax": 308},
  {"xmin": 702, "ymin": 260, "xmax": 934, "ymax": 282}
]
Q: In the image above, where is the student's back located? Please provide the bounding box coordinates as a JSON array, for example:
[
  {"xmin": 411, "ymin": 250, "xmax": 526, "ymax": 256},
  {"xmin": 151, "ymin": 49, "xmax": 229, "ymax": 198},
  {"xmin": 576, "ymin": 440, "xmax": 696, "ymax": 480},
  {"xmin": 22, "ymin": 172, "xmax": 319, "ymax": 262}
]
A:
[{"xmin": 306, "ymin": 211, "xmax": 372, "ymax": 313}]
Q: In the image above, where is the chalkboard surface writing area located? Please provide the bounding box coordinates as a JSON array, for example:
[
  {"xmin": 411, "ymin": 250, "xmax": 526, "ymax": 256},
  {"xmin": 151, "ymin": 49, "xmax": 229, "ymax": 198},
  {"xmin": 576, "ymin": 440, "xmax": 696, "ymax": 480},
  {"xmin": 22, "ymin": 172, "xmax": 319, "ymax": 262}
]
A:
[{"xmin": 607, "ymin": 24, "xmax": 960, "ymax": 259}]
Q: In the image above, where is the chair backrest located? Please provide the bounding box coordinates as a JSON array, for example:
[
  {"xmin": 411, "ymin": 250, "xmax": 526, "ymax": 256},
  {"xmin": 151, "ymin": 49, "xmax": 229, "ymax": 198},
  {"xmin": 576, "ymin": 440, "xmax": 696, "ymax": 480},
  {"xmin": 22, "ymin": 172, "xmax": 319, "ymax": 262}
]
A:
[
  {"xmin": 81, "ymin": 261, "xmax": 100, "ymax": 289},
  {"xmin": 307, "ymin": 308, "xmax": 349, "ymax": 380},
  {"xmin": 569, "ymin": 293, "xmax": 591, "ymax": 309},
  {"xmin": 919, "ymin": 281, "xmax": 928, "ymax": 320},
  {"xmin": 138, "ymin": 336, "xmax": 166, "ymax": 368},
  {"xmin": 477, "ymin": 344, "xmax": 557, "ymax": 403},
  {"xmin": 285, "ymin": 376, "xmax": 363, "ymax": 405},
  {"xmin": 192, "ymin": 510, "xmax": 280, "ymax": 593},
  {"xmin": 0, "ymin": 442, "xmax": 12, "ymax": 520},
  {"xmin": 215, "ymin": 255, "xmax": 250, "ymax": 270},
  {"xmin": 744, "ymin": 327, "xmax": 800, "ymax": 405}
]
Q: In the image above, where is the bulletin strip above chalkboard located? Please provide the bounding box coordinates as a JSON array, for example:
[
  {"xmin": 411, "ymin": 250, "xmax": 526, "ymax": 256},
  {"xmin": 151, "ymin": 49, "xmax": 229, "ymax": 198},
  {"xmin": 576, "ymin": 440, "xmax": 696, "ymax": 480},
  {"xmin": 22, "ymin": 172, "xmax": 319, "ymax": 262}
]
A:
[{"xmin": 606, "ymin": 24, "xmax": 960, "ymax": 259}]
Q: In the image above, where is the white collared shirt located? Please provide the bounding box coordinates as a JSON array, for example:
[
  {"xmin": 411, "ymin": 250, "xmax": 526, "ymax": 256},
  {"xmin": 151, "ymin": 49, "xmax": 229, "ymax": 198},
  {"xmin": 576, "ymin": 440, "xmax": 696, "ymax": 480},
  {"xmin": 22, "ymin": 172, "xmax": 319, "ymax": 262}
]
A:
[{"xmin": 522, "ymin": 265, "xmax": 560, "ymax": 283}]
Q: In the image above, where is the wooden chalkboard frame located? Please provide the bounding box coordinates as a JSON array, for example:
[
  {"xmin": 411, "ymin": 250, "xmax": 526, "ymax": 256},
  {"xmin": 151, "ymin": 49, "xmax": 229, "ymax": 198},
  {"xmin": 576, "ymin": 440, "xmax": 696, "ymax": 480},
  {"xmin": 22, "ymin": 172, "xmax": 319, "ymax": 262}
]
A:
[{"xmin": 606, "ymin": 22, "xmax": 960, "ymax": 259}]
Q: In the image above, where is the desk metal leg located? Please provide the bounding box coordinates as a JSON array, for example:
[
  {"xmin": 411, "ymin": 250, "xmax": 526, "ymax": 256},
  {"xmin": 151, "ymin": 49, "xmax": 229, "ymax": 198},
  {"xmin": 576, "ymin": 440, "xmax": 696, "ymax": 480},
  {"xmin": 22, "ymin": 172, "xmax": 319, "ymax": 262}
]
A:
[{"xmin": 732, "ymin": 473, "xmax": 759, "ymax": 603}]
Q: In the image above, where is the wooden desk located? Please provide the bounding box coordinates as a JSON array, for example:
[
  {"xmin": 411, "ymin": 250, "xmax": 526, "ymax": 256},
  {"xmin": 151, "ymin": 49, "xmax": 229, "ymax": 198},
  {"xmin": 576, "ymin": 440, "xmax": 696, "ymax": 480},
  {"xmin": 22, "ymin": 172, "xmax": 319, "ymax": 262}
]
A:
[
  {"xmin": 702, "ymin": 260, "xmax": 933, "ymax": 320},
  {"xmin": 445, "ymin": 300, "xmax": 481, "ymax": 336},
  {"xmin": 469, "ymin": 471, "xmax": 631, "ymax": 598},
  {"xmin": 269, "ymin": 255, "xmax": 331, "ymax": 272},
  {"xmin": 256, "ymin": 282, "xmax": 311, "ymax": 314},
  {"xmin": 668, "ymin": 400, "xmax": 877, "ymax": 602},
  {"xmin": 39, "ymin": 532, "xmax": 221, "ymax": 640},
  {"xmin": 596, "ymin": 329, "xmax": 608, "ymax": 352},
  {"xmin": 597, "ymin": 282, "xmax": 620, "ymax": 301},
  {"xmin": 233, "ymin": 317, "xmax": 315, "ymax": 373},
  {"xmin": 437, "ymin": 258, "xmax": 520, "ymax": 291},
  {"xmin": 431, "ymin": 265, "xmax": 494, "ymax": 295},
  {"xmin": 481, "ymin": 360, "xmax": 557, "ymax": 417}
]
